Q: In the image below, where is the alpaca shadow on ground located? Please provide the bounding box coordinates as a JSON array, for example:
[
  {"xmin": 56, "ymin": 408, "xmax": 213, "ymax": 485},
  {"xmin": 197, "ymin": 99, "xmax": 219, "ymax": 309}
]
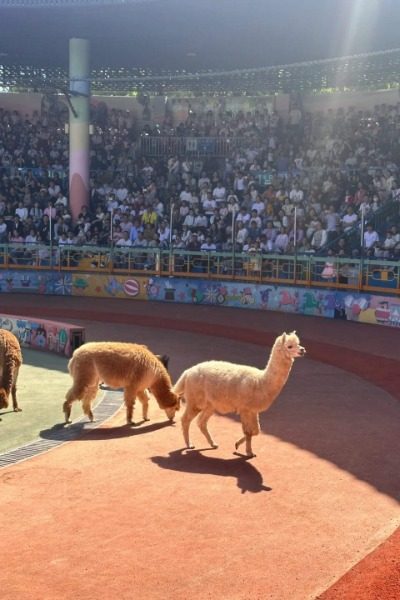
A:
[
  {"xmin": 0, "ymin": 409, "xmax": 18, "ymax": 417},
  {"xmin": 151, "ymin": 448, "xmax": 272, "ymax": 494},
  {"xmin": 40, "ymin": 419, "xmax": 173, "ymax": 442}
]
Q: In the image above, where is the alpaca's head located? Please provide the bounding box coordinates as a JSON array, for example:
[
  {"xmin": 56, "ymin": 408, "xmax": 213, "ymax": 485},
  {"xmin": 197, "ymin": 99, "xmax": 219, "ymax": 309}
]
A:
[
  {"xmin": 0, "ymin": 388, "xmax": 9, "ymax": 409},
  {"xmin": 277, "ymin": 331, "xmax": 306, "ymax": 360},
  {"xmin": 153, "ymin": 354, "xmax": 177, "ymax": 420},
  {"xmin": 162, "ymin": 390, "xmax": 181, "ymax": 422}
]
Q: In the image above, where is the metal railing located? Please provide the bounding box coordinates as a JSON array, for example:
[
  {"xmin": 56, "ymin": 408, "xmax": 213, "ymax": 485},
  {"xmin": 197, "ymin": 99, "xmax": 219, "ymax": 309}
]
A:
[
  {"xmin": 139, "ymin": 136, "xmax": 245, "ymax": 158},
  {"xmin": 0, "ymin": 243, "xmax": 399, "ymax": 295}
]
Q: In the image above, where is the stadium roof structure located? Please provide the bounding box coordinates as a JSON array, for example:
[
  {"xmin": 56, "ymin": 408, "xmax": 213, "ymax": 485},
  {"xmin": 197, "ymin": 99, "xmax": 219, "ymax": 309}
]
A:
[
  {"xmin": 0, "ymin": 0, "xmax": 400, "ymax": 95},
  {"xmin": 1, "ymin": 48, "xmax": 400, "ymax": 97}
]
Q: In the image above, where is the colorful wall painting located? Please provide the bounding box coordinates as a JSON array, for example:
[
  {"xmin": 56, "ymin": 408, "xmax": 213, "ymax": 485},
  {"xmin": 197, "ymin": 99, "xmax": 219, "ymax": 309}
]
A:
[
  {"xmin": 71, "ymin": 273, "xmax": 147, "ymax": 299},
  {"xmin": 0, "ymin": 315, "xmax": 85, "ymax": 357},
  {"xmin": 336, "ymin": 292, "xmax": 400, "ymax": 327},
  {"xmin": 0, "ymin": 270, "xmax": 72, "ymax": 295},
  {"xmin": 143, "ymin": 277, "xmax": 337, "ymax": 318},
  {"xmin": 0, "ymin": 268, "xmax": 399, "ymax": 327}
]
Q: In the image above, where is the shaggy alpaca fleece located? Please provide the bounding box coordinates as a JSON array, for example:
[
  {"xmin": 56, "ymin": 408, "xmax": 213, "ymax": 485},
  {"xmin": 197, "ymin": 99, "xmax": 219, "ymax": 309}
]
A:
[
  {"xmin": 64, "ymin": 342, "xmax": 179, "ymax": 424},
  {"xmin": 99, "ymin": 354, "xmax": 169, "ymax": 388},
  {"xmin": 0, "ymin": 329, "xmax": 23, "ymax": 418},
  {"xmin": 173, "ymin": 331, "xmax": 305, "ymax": 457}
]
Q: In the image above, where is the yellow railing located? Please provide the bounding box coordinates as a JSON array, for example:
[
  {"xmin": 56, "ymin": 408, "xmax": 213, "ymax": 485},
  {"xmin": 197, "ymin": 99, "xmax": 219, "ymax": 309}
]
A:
[{"xmin": 1, "ymin": 244, "xmax": 399, "ymax": 295}]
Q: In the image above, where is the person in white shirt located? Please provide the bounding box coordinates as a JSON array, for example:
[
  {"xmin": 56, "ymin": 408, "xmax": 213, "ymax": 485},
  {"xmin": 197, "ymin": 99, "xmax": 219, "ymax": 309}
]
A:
[
  {"xmin": 116, "ymin": 231, "xmax": 133, "ymax": 247},
  {"xmin": 235, "ymin": 221, "xmax": 248, "ymax": 246},
  {"xmin": 198, "ymin": 172, "xmax": 210, "ymax": 191},
  {"xmin": 115, "ymin": 184, "xmax": 128, "ymax": 202},
  {"xmin": 274, "ymin": 227, "xmax": 290, "ymax": 253},
  {"xmin": 202, "ymin": 193, "xmax": 216, "ymax": 217},
  {"xmin": 48, "ymin": 181, "xmax": 61, "ymax": 198},
  {"xmin": 179, "ymin": 186, "xmax": 193, "ymax": 204},
  {"xmin": 363, "ymin": 224, "xmax": 380, "ymax": 249},
  {"xmin": 233, "ymin": 172, "xmax": 247, "ymax": 199},
  {"xmin": 251, "ymin": 197, "xmax": 265, "ymax": 215},
  {"xmin": 311, "ymin": 221, "xmax": 328, "ymax": 251},
  {"xmin": 15, "ymin": 201, "xmax": 28, "ymax": 221},
  {"xmin": 341, "ymin": 207, "xmax": 358, "ymax": 232},
  {"xmin": 324, "ymin": 205, "xmax": 340, "ymax": 242},
  {"xmin": 213, "ymin": 182, "xmax": 226, "ymax": 203},
  {"xmin": 158, "ymin": 222, "xmax": 170, "ymax": 245},
  {"xmin": 193, "ymin": 209, "xmax": 208, "ymax": 229},
  {"xmin": 0, "ymin": 217, "xmax": 8, "ymax": 242},
  {"xmin": 236, "ymin": 208, "xmax": 250, "ymax": 226},
  {"xmin": 25, "ymin": 229, "xmax": 38, "ymax": 244},
  {"xmin": 382, "ymin": 231, "xmax": 396, "ymax": 257},
  {"xmin": 183, "ymin": 209, "xmax": 196, "ymax": 228},
  {"xmin": 289, "ymin": 185, "xmax": 304, "ymax": 204},
  {"xmin": 132, "ymin": 232, "xmax": 148, "ymax": 247},
  {"xmin": 201, "ymin": 237, "xmax": 217, "ymax": 251},
  {"xmin": 54, "ymin": 192, "xmax": 68, "ymax": 208}
]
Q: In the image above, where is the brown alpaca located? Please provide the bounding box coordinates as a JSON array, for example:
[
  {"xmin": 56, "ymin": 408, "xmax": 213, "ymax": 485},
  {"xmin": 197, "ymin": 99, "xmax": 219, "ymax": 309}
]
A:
[
  {"xmin": 64, "ymin": 342, "xmax": 180, "ymax": 425},
  {"xmin": 173, "ymin": 331, "xmax": 306, "ymax": 457},
  {"xmin": 0, "ymin": 329, "xmax": 23, "ymax": 420}
]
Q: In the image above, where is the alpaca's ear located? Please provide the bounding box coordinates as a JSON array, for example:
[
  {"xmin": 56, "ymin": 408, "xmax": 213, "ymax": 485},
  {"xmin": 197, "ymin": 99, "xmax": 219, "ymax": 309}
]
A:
[
  {"xmin": 290, "ymin": 330, "xmax": 296, "ymax": 335},
  {"xmin": 281, "ymin": 332, "xmax": 287, "ymax": 345}
]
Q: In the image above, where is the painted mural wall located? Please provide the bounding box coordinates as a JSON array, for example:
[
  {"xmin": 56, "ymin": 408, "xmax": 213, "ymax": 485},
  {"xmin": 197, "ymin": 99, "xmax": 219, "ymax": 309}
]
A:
[
  {"xmin": 0, "ymin": 269, "xmax": 399, "ymax": 328},
  {"xmin": 0, "ymin": 314, "xmax": 84, "ymax": 357}
]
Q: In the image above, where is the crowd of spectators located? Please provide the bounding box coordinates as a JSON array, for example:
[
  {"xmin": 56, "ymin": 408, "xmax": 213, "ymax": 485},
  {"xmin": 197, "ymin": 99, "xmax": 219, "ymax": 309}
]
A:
[{"xmin": 1, "ymin": 99, "xmax": 400, "ymax": 266}]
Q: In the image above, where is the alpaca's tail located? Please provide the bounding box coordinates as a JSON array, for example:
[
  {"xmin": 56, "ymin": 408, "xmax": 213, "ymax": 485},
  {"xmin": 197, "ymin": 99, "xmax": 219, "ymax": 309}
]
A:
[{"xmin": 172, "ymin": 371, "xmax": 187, "ymax": 400}]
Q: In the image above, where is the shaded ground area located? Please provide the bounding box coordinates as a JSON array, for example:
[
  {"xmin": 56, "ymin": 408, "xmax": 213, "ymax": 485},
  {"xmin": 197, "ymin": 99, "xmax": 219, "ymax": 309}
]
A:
[
  {"xmin": 0, "ymin": 349, "xmax": 73, "ymax": 453},
  {"xmin": 0, "ymin": 294, "xmax": 399, "ymax": 599}
]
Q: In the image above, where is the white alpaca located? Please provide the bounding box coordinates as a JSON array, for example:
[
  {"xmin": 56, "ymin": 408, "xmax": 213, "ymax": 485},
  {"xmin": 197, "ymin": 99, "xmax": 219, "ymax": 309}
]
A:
[{"xmin": 173, "ymin": 331, "xmax": 306, "ymax": 457}]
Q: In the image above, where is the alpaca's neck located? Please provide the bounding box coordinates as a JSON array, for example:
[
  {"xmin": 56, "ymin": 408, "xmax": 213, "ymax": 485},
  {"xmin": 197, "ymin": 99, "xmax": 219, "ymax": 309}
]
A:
[
  {"xmin": 150, "ymin": 372, "xmax": 176, "ymax": 408},
  {"xmin": 261, "ymin": 346, "xmax": 294, "ymax": 408}
]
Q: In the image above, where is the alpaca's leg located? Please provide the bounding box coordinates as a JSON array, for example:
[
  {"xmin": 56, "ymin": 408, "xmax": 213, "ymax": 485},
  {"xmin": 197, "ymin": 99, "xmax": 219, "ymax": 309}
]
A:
[
  {"xmin": 181, "ymin": 403, "xmax": 201, "ymax": 449},
  {"xmin": 124, "ymin": 385, "xmax": 138, "ymax": 424},
  {"xmin": 11, "ymin": 367, "xmax": 21, "ymax": 412},
  {"xmin": 235, "ymin": 411, "xmax": 260, "ymax": 458},
  {"xmin": 64, "ymin": 360, "xmax": 97, "ymax": 424},
  {"xmin": 197, "ymin": 405, "xmax": 217, "ymax": 448},
  {"xmin": 64, "ymin": 382, "xmax": 95, "ymax": 423},
  {"xmin": 137, "ymin": 390, "xmax": 150, "ymax": 421},
  {"xmin": 11, "ymin": 384, "xmax": 21, "ymax": 412},
  {"xmin": 234, "ymin": 434, "xmax": 255, "ymax": 457},
  {"xmin": 81, "ymin": 384, "xmax": 99, "ymax": 422},
  {"xmin": 63, "ymin": 387, "xmax": 77, "ymax": 424}
]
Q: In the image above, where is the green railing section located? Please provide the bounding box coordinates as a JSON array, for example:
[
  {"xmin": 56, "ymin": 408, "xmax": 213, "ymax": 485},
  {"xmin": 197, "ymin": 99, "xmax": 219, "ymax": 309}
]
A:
[{"xmin": 0, "ymin": 243, "xmax": 398, "ymax": 294}]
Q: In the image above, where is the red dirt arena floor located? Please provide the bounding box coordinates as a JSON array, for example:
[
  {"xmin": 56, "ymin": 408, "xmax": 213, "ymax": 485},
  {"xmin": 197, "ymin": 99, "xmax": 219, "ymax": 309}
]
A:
[{"xmin": 0, "ymin": 293, "xmax": 399, "ymax": 600}]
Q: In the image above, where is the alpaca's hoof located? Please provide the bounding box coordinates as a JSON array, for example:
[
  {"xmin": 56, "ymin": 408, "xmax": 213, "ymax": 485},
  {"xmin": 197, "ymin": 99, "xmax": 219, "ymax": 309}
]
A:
[
  {"xmin": 14, "ymin": 407, "xmax": 22, "ymax": 412},
  {"xmin": 187, "ymin": 444, "xmax": 195, "ymax": 450},
  {"xmin": 234, "ymin": 442, "xmax": 240, "ymax": 450},
  {"xmin": 211, "ymin": 443, "xmax": 218, "ymax": 449},
  {"xmin": 143, "ymin": 417, "xmax": 150, "ymax": 422},
  {"xmin": 247, "ymin": 452, "xmax": 256, "ymax": 458},
  {"xmin": 65, "ymin": 419, "xmax": 72, "ymax": 425}
]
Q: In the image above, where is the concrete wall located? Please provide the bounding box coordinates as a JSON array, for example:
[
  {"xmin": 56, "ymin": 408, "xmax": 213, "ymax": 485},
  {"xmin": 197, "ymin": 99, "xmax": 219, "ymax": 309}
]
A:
[
  {"xmin": 1, "ymin": 87, "xmax": 400, "ymax": 123},
  {"xmin": 0, "ymin": 92, "xmax": 43, "ymax": 116},
  {"xmin": 302, "ymin": 88, "xmax": 400, "ymax": 113}
]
